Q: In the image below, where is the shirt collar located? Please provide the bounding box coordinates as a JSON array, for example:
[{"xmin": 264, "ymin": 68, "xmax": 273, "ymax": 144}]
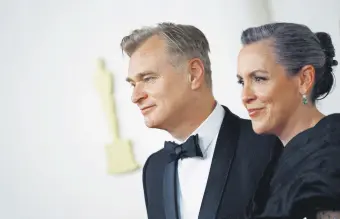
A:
[{"xmin": 169, "ymin": 102, "xmax": 225, "ymax": 157}]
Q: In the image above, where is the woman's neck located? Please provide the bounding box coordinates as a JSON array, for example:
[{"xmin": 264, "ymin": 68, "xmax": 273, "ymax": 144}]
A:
[{"xmin": 277, "ymin": 107, "xmax": 324, "ymax": 146}]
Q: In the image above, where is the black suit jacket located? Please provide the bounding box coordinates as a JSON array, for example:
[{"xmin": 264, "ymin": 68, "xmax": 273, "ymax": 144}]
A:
[{"xmin": 142, "ymin": 106, "xmax": 283, "ymax": 219}]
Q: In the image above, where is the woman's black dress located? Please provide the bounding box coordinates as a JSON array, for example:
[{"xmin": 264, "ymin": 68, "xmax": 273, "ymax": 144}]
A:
[{"xmin": 246, "ymin": 113, "xmax": 340, "ymax": 219}]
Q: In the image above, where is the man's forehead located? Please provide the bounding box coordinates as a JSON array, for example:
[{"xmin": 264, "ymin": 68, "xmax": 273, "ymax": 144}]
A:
[
  {"xmin": 138, "ymin": 34, "xmax": 166, "ymax": 51},
  {"xmin": 128, "ymin": 51, "xmax": 165, "ymax": 75},
  {"xmin": 130, "ymin": 40, "xmax": 165, "ymax": 61},
  {"xmin": 126, "ymin": 35, "xmax": 168, "ymax": 77},
  {"xmin": 128, "ymin": 52, "xmax": 159, "ymax": 76}
]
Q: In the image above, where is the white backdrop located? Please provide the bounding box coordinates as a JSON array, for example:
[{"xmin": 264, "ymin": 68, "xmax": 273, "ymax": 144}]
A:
[{"xmin": 0, "ymin": 0, "xmax": 339, "ymax": 218}]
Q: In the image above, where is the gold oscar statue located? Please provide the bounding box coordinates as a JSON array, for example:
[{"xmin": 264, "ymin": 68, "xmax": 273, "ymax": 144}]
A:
[{"xmin": 94, "ymin": 58, "xmax": 139, "ymax": 174}]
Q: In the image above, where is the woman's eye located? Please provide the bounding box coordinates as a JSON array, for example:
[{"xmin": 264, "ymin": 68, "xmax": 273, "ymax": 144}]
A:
[
  {"xmin": 254, "ymin": 76, "xmax": 267, "ymax": 82},
  {"xmin": 237, "ymin": 79, "xmax": 244, "ymax": 86}
]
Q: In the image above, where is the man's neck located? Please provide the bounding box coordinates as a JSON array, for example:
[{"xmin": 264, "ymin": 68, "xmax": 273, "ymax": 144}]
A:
[{"xmin": 168, "ymin": 97, "xmax": 217, "ymax": 141}]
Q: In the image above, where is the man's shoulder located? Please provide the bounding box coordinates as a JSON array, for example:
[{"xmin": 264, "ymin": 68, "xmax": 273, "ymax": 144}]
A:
[
  {"xmin": 143, "ymin": 148, "xmax": 168, "ymax": 172},
  {"xmin": 224, "ymin": 107, "xmax": 276, "ymax": 139},
  {"xmin": 221, "ymin": 106, "xmax": 281, "ymax": 147},
  {"xmin": 220, "ymin": 106, "xmax": 255, "ymax": 136},
  {"xmin": 238, "ymin": 118, "xmax": 280, "ymax": 144},
  {"xmin": 145, "ymin": 147, "xmax": 166, "ymax": 162}
]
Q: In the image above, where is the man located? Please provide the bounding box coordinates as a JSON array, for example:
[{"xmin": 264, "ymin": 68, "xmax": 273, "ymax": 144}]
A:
[{"xmin": 120, "ymin": 22, "xmax": 282, "ymax": 219}]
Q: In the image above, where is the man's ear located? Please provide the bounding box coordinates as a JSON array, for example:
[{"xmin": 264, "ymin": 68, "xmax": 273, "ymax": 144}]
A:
[
  {"xmin": 298, "ymin": 65, "xmax": 315, "ymax": 95},
  {"xmin": 187, "ymin": 58, "xmax": 205, "ymax": 90}
]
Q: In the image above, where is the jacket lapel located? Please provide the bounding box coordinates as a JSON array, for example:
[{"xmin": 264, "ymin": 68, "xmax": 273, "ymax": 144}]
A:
[
  {"xmin": 163, "ymin": 160, "xmax": 180, "ymax": 219},
  {"xmin": 198, "ymin": 106, "xmax": 240, "ymax": 219}
]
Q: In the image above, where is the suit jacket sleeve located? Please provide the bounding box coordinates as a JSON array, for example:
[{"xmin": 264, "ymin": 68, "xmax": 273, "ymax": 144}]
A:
[{"xmin": 142, "ymin": 155, "xmax": 152, "ymax": 217}]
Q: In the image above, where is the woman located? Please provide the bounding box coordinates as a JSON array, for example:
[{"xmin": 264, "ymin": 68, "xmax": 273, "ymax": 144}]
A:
[{"xmin": 237, "ymin": 22, "xmax": 340, "ymax": 219}]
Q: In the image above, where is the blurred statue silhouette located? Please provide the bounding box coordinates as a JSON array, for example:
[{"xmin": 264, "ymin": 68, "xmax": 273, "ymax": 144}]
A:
[{"xmin": 94, "ymin": 58, "xmax": 139, "ymax": 174}]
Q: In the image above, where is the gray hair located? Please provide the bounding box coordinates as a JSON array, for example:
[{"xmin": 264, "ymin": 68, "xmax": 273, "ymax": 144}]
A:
[
  {"xmin": 120, "ymin": 22, "xmax": 212, "ymax": 87},
  {"xmin": 241, "ymin": 22, "xmax": 338, "ymax": 103}
]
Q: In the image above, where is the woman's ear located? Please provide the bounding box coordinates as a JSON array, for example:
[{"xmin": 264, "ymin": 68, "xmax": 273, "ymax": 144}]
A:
[{"xmin": 298, "ymin": 65, "xmax": 315, "ymax": 95}]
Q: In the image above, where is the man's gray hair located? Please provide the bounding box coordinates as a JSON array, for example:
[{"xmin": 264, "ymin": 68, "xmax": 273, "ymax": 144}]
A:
[
  {"xmin": 240, "ymin": 22, "xmax": 338, "ymax": 103},
  {"xmin": 120, "ymin": 22, "xmax": 212, "ymax": 87}
]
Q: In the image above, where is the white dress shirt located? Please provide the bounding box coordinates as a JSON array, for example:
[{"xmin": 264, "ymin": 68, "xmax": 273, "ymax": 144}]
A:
[{"xmin": 167, "ymin": 103, "xmax": 225, "ymax": 219}]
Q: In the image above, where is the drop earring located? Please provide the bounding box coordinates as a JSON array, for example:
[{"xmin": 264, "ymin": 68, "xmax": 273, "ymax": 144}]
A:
[{"xmin": 302, "ymin": 94, "xmax": 308, "ymax": 105}]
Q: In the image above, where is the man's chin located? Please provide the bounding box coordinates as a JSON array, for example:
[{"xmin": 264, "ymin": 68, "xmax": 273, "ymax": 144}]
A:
[
  {"xmin": 145, "ymin": 122, "xmax": 156, "ymax": 128},
  {"xmin": 144, "ymin": 117, "xmax": 158, "ymax": 129},
  {"xmin": 144, "ymin": 116, "xmax": 166, "ymax": 130}
]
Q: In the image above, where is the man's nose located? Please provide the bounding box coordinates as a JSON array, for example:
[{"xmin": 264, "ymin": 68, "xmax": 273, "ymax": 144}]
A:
[{"xmin": 131, "ymin": 83, "xmax": 147, "ymax": 103}]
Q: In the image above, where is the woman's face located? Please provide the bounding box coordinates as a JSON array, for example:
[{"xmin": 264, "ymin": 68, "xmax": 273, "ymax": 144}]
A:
[{"xmin": 237, "ymin": 41, "xmax": 302, "ymax": 135}]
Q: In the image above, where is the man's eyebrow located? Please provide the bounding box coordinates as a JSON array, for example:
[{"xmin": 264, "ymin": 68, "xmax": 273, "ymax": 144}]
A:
[
  {"xmin": 125, "ymin": 71, "xmax": 157, "ymax": 83},
  {"xmin": 126, "ymin": 77, "xmax": 133, "ymax": 83}
]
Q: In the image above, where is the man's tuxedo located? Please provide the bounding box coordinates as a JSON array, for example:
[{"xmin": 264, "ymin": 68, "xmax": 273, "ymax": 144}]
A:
[{"xmin": 142, "ymin": 106, "xmax": 283, "ymax": 219}]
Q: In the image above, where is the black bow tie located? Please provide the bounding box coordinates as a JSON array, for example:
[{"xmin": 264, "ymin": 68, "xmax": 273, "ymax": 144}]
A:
[{"xmin": 164, "ymin": 134, "xmax": 203, "ymax": 160}]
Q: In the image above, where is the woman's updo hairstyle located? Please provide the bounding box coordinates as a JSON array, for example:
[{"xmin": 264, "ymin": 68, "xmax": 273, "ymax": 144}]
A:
[{"xmin": 241, "ymin": 22, "xmax": 338, "ymax": 103}]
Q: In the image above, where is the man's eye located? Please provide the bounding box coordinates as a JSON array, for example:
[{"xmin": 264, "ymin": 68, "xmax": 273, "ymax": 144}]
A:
[
  {"xmin": 144, "ymin": 77, "xmax": 156, "ymax": 82},
  {"xmin": 129, "ymin": 82, "xmax": 135, "ymax": 87}
]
